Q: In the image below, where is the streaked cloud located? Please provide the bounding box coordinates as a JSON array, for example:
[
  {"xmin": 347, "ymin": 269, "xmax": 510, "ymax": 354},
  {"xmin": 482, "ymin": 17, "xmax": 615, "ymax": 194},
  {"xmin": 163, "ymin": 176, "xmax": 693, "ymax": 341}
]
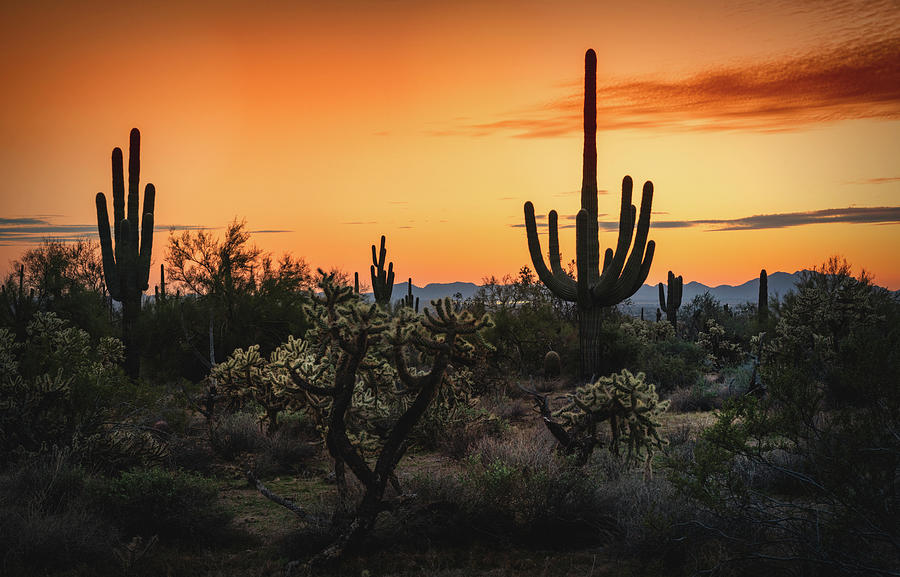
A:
[
  {"xmin": 844, "ymin": 176, "xmax": 900, "ymax": 185},
  {"xmin": 514, "ymin": 206, "xmax": 900, "ymax": 232},
  {"xmin": 0, "ymin": 216, "xmax": 217, "ymax": 246},
  {"xmin": 676, "ymin": 206, "xmax": 900, "ymax": 231},
  {"xmin": 447, "ymin": 37, "xmax": 900, "ymax": 137}
]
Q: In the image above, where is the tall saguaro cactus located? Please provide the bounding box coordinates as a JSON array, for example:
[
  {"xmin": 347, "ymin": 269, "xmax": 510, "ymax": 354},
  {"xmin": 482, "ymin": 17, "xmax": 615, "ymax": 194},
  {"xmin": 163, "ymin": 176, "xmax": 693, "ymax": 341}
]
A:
[
  {"xmin": 524, "ymin": 49, "xmax": 655, "ymax": 378},
  {"xmin": 370, "ymin": 235, "xmax": 395, "ymax": 307},
  {"xmin": 95, "ymin": 128, "xmax": 155, "ymax": 379},
  {"xmin": 658, "ymin": 270, "xmax": 683, "ymax": 330},
  {"xmin": 758, "ymin": 268, "xmax": 768, "ymax": 322}
]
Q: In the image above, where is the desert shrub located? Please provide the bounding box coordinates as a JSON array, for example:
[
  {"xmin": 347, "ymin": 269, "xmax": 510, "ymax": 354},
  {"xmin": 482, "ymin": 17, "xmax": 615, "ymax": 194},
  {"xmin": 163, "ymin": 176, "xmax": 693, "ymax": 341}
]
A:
[
  {"xmin": 0, "ymin": 313, "xmax": 166, "ymax": 470},
  {"xmin": 615, "ymin": 316, "xmax": 705, "ymax": 393},
  {"xmin": 671, "ymin": 259, "xmax": 900, "ymax": 576},
  {"xmin": 165, "ymin": 436, "xmax": 216, "ymax": 475},
  {"xmin": 253, "ymin": 427, "xmax": 319, "ymax": 477},
  {"xmin": 667, "ymin": 385, "xmax": 714, "ymax": 413},
  {"xmin": 403, "ymin": 429, "xmax": 615, "ymax": 548},
  {"xmin": 639, "ymin": 336, "xmax": 705, "ymax": 393},
  {"xmin": 470, "ymin": 268, "xmax": 578, "ymax": 378},
  {"xmin": 697, "ymin": 319, "xmax": 744, "ymax": 369},
  {"xmin": 666, "ymin": 380, "xmax": 731, "ymax": 413},
  {"xmin": 413, "ymin": 382, "xmax": 507, "ymax": 459},
  {"xmin": 93, "ymin": 466, "xmax": 231, "ymax": 545},
  {"xmin": 0, "ymin": 452, "xmax": 118, "ymax": 574},
  {"xmin": 209, "ymin": 411, "xmax": 267, "ymax": 460}
]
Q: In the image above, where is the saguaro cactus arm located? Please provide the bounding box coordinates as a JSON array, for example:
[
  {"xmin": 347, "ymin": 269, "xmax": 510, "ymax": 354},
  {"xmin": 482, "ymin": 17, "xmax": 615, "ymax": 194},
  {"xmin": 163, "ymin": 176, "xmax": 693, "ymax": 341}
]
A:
[{"xmin": 524, "ymin": 204, "xmax": 578, "ymax": 301}]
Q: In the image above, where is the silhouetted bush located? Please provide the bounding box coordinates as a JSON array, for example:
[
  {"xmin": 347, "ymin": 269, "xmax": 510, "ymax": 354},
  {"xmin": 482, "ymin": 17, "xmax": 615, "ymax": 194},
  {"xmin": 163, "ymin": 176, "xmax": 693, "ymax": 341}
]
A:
[
  {"xmin": 402, "ymin": 429, "xmax": 615, "ymax": 548},
  {"xmin": 0, "ymin": 452, "xmax": 117, "ymax": 575},
  {"xmin": 671, "ymin": 258, "xmax": 900, "ymax": 575},
  {"xmin": 93, "ymin": 466, "xmax": 231, "ymax": 545},
  {"xmin": 210, "ymin": 411, "xmax": 267, "ymax": 460}
]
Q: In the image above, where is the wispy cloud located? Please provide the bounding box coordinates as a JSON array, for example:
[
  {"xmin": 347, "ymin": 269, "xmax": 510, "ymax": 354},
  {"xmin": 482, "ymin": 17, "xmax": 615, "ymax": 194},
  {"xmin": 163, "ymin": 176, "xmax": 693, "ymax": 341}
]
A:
[
  {"xmin": 844, "ymin": 176, "xmax": 900, "ymax": 185},
  {"xmin": 0, "ymin": 216, "xmax": 218, "ymax": 246},
  {"xmin": 514, "ymin": 206, "xmax": 900, "ymax": 232},
  {"xmin": 445, "ymin": 37, "xmax": 900, "ymax": 137}
]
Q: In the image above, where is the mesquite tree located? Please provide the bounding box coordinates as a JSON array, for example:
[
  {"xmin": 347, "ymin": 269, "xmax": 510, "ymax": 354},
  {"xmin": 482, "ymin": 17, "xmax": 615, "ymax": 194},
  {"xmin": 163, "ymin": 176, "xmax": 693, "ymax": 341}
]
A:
[
  {"xmin": 524, "ymin": 50, "xmax": 655, "ymax": 378},
  {"xmin": 95, "ymin": 128, "xmax": 155, "ymax": 379}
]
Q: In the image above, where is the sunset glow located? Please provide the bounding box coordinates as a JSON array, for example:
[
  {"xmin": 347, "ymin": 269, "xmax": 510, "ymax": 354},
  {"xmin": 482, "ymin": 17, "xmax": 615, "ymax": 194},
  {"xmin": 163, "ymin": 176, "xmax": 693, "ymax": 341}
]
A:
[{"xmin": 1, "ymin": 0, "xmax": 898, "ymax": 289}]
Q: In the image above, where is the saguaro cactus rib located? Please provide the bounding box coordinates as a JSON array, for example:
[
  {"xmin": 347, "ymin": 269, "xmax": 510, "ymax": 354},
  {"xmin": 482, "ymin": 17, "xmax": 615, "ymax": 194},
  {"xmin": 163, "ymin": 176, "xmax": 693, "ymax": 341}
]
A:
[
  {"xmin": 523, "ymin": 49, "xmax": 656, "ymax": 377},
  {"xmin": 95, "ymin": 128, "xmax": 155, "ymax": 379}
]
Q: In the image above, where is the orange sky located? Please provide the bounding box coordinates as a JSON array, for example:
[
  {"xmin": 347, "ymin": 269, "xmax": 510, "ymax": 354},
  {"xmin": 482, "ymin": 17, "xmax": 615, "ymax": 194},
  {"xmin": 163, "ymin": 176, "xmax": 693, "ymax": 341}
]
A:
[{"xmin": 1, "ymin": 0, "xmax": 898, "ymax": 290}]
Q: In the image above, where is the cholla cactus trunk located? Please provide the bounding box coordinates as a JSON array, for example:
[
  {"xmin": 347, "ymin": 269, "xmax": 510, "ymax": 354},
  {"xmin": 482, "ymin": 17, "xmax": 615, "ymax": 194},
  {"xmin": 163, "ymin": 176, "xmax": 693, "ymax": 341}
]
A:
[
  {"xmin": 523, "ymin": 50, "xmax": 655, "ymax": 379},
  {"xmin": 759, "ymin": 268, "xmax": 768, "ymax": 322},
  {"xmin": 658, "ymin": 270, "xmax": 683, "ymax": 331},
  {"xmin": 95, "ymin": 128, "xmax": 155, "ymax": 379}
]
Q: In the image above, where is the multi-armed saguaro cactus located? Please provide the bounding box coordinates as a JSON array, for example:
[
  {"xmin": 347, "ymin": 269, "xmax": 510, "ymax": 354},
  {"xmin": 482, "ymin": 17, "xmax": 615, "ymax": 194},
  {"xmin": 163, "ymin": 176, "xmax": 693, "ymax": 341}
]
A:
[
  {"xmin": 95, "ymin": 128, "xmax": 155, "ymax": 379},
  {"xmin": 370, "ymin": 235, "xmax": 395, "ymax": 307},
  {"xmin": 402, "ymin": 278, "xmax": 419, "ymax": 312},
  {"xmin": 658, "ymin": 270, "xmax": 683, "ymax": 330},
  {"xmin": 758, "ymin": 268, "xmax": 768, "ymax": 322},
  {"xmin": 524, "ymin": 50, "xmax": 655, "ymax": 378}
]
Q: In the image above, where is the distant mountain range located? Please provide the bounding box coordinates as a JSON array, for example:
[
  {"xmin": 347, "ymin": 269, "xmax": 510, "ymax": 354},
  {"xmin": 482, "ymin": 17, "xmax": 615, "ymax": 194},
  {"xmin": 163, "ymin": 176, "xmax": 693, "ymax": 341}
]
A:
[{"xmin": 366, "ymin": 271, "xmax": 810, "ymax": 310}]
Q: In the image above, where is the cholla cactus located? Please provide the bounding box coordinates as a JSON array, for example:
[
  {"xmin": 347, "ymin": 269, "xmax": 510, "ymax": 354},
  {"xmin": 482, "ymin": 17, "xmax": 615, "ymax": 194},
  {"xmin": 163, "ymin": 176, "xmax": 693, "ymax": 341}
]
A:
[
  {"xmin": 555, "ymin": 369, "xmax": 668, "ymax": 466},
  {"xmin": 242, "ymin": 271, "xmax": 492, "ymax": 565},
  {"xmin": 523, "ymin": 369, "xmax": 668, "ymax": 467},
  {"xmin": 212, "ymin": 344, "xmax": 289, "ymax": 434},
  {"xmin": 620, "ymin": 317, "xmax": 675, "ymax": 344},
  {"xmin": 698, "ymin": 319, "xmax": 743, "ymax": 368}
]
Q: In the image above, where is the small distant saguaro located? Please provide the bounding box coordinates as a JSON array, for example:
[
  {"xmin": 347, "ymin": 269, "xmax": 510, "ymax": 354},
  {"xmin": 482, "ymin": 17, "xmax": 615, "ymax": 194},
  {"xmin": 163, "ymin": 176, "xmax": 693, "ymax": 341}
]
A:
[
  {"xmin": 370, "ymin": 235, "xmax": 395, "ymax": 307},
  {"xmin": 758, "ymin": 268, "xmax": 768, "ymax": 322},
  {"xmin": 658, "ymin": 271, "xmax": 683, "ymax": 330}
]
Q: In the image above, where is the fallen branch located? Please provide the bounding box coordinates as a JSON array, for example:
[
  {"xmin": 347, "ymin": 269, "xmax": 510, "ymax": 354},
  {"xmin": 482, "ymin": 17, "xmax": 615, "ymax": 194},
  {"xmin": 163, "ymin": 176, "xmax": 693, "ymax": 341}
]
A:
[{"xmin": 246, "ymin": 470, "xmax": 311, "ymax": 521}]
